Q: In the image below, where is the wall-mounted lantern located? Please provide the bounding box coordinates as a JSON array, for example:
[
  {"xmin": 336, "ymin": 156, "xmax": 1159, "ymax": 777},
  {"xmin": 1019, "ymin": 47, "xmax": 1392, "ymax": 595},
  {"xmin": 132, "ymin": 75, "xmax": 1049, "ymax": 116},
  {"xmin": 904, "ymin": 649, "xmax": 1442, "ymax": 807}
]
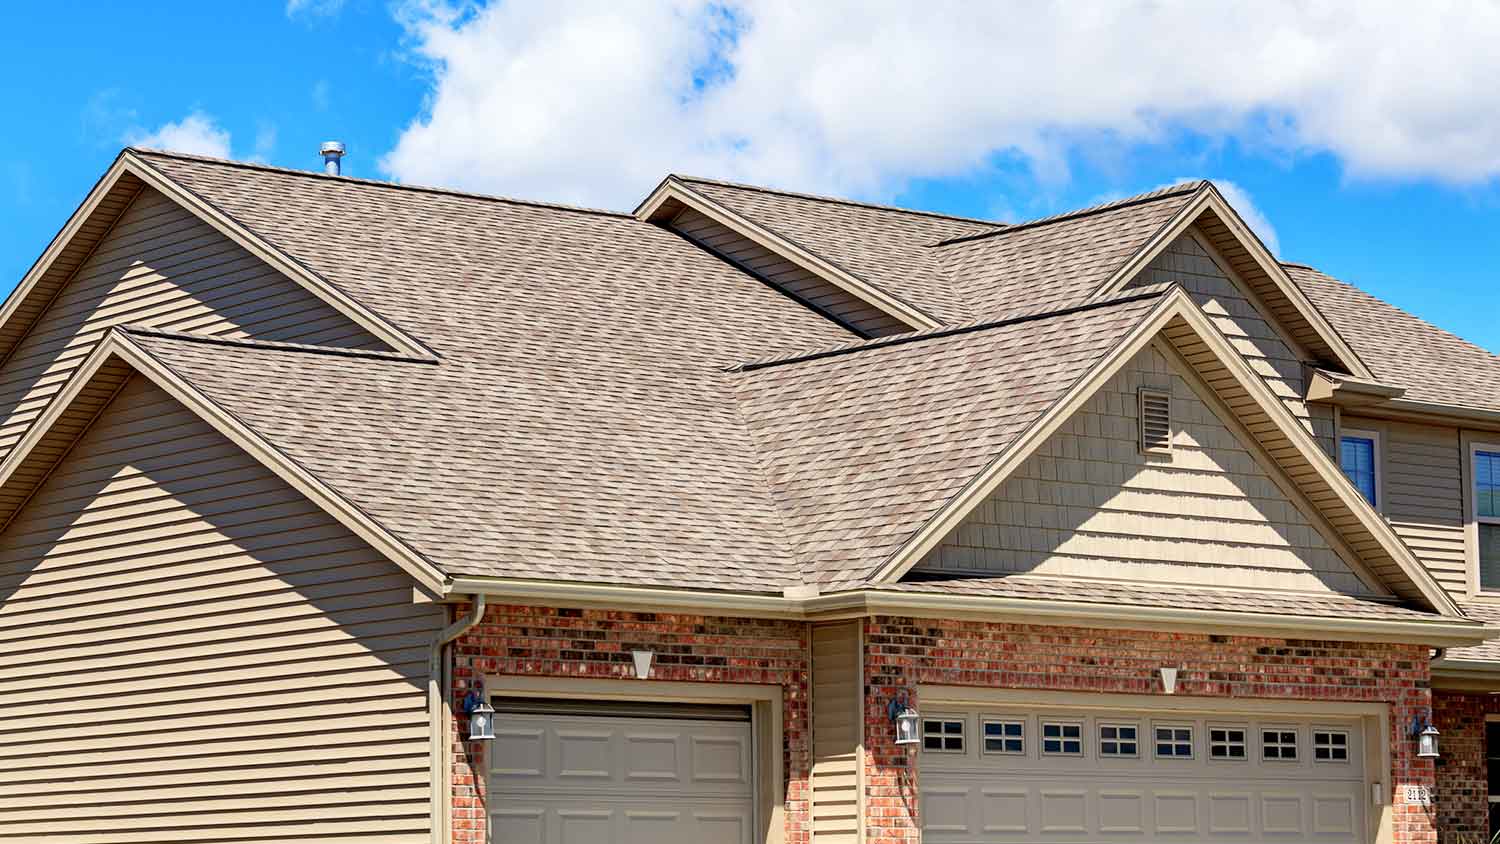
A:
[
  {"xmin": 463, "ymin": 687, "xmax": 496, "ymax": 742},
  {"xmin": 1411, "ymin": 715, "xmax": 1440, "ymax": 759},
  {"xmin": 887, "ymin": 692, "xmax": 921, "ymax": 746}
]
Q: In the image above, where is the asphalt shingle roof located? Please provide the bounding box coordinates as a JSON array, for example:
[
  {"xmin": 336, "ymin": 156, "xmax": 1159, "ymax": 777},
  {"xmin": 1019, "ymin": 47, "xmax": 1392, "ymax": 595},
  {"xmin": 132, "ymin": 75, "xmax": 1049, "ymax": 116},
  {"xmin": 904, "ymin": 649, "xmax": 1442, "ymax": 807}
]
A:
[
  {"xmin": 31, "ymin": 149, "xmax": 1479, "ymax": 631},
  {"xmin": 1287, "ymin": 263, "xmax": 1500, "ymax": 413}
]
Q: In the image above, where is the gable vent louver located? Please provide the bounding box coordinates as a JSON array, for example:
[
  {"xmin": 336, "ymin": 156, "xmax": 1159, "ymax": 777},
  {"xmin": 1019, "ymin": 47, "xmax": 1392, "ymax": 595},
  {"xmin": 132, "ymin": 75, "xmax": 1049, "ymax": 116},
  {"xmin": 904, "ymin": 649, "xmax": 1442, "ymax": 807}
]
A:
[{"xmin": 1139, "ymin": 388, "xmax": 1173, "ymax": 454}]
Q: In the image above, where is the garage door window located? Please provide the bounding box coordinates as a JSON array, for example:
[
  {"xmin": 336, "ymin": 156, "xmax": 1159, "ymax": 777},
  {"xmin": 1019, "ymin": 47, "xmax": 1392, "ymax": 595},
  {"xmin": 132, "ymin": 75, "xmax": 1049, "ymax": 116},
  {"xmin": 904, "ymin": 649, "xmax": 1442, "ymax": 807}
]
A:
[
  {"xmin": 1098, "ymin": 723, "xmax": 1139, "ymax": 757},
  {"xmin": 1209, "ymin": 726, "xmax": 1248, "ymax": 759},
  {"xmin": 1041, "ymin": 722, "xmax": 1083, "ymax": 756},
  {"xmin": 1263, "ymin": 728, "xmax": 1299, "ymax": 760},
  {"xmin": 982, "ymin": 720, "xmax": 1024, "ymax": 755},
  {"xmin": 1154, "ymin": 725, "xmax": 1194, "ymax": 758},
  {"xmin": 924, "ymin": 718, "xmax": 965, "ymax": 752},
  {"xmin": 1314, "ymin": 730, "xmax": 1350, "ymax": 762}
]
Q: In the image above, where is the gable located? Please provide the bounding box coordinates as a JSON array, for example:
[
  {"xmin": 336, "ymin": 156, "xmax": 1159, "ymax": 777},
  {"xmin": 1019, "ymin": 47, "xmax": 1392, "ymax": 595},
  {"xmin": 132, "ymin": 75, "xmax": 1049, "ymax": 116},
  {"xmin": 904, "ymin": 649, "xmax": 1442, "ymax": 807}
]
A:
[
  {"xmin": 1126, "ymin": 230, "xmax": 1338, "ymax": 457},
  {"xmin": 910, "ymin": 343, "xmax": 1382, "ymax": 597},
  {"xmin": 0, "ymin": 374, "xmax": 441, "ymax": 839},
  {"xmin": 667, "ymin": 203, "xmax": 909, "ymax": 338},
  {"xmin": 0, "ymin": 185, "xmax": 387, "ymax": 467}
]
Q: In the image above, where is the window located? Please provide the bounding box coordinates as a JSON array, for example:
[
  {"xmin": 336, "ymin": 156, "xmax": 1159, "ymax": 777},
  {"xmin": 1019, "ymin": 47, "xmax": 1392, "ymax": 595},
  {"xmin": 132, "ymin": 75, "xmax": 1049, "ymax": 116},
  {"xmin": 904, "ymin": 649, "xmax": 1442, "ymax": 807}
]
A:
[
  {"xmin": 923, "ymin": 719, "xmax": 964, "ymax": 752},
  {"xmin": 1477, "ymin": 447, "xmax": 1500, "ymax": 590},
  {"xmin": 1209, "ymin": 726, "xmax": 1248, "ymax": 759},
  {"xmin": 1340, "ymin": 431, "xmax": 1380, "ymax": 508},
  {"xmin": 1041, "ymin": 722, "xmax": 1083, "ymax": 756},
  {"xmin": 1139, "ymin": 389, "xmax": 1173, "ymax": 453},
  {"xmin": 983, "ymin": 720, "xmax": 1024, "ymax": 755},
  {"xmin": 1313, "ymin": 730, "xmax": 1349, "ymax": 762},
  {"xmin": 1263, "ymin": 729, "xmax": 1299, "ymax": 760},
  {"xmin": 1098, "ymin": 723, "xmax": 1139, "ymax": 757},
  {"xmin": 1155, "ymin": 725, "xmax": 1193, "ymax": 758}
]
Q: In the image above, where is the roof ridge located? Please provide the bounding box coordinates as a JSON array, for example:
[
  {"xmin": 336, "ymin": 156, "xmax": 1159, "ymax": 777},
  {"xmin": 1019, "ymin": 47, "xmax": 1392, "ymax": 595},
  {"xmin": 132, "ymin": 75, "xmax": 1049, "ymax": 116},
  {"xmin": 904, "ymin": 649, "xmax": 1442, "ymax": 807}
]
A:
[
  {"xmin": 118, "ymin": 324, "xmax": 438, "ymax": 363},
  {"xmin": 935, "ymin": 181, "xmax": 1206, "ymax": 247},
  {"xmin": 128, "ymin": 147, "xmax": 634, "ymax": 220},
  {"xmin": 674, "ymin": 174, "xmax": 1005, "ymax": 228},
  {"xmin": 731, "ymin": 285, "xmax": 1171, "ymax": 373}
]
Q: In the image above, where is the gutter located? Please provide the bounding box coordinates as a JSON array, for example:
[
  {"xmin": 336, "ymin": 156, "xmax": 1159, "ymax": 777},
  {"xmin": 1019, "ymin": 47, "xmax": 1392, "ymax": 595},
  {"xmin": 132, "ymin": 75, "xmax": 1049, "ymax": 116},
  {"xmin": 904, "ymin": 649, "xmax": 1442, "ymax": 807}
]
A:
[
  {"xmin": 429, "ymin": 594, "xmax": 486, "ymax": 844},
  {"xmin": 444, "ymin": 577, "xmax": 1493, "ymax": 648},
  {"xmin": 1431, "ymin": 656, "xmax": 1500, "ymax": 692}
]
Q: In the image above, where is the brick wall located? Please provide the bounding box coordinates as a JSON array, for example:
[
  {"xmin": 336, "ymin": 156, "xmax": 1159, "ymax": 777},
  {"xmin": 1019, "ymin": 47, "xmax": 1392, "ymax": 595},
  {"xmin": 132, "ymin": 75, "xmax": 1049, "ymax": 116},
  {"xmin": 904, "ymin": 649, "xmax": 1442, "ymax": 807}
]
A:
[
  {"xmin": 862, "ymin": 616, "xmax": 1436, "ymax": 844},
  {"xmin": 1434, "ymin": 690, "xmax": 1500, "ymax": 842},
  {"xmin": 446, "ymin": 604, "xmax": 811, "ymax": 844}
]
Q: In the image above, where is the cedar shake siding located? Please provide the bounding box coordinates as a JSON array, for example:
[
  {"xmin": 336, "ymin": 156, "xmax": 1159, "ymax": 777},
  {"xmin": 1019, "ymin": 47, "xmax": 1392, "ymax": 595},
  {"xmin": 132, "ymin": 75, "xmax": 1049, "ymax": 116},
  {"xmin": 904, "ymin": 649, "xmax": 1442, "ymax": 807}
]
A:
[
  {"xmin": 1127, "ymin": 230, "xmax": 1335, "ymax": 454},
  {"xmin": 914, "ymin": 343, "xmax": 1376, "ymax": 596},
  {"xmin": 668, "ymin": 205, "xmax": 910, "ymax": 338},
  {"xmin": 0, "ymin": 185, "xmax": 385, "ymax": 467},
  {"xmin": 0, "ymin": 375, "xmax": 441, "ymax": 843}
]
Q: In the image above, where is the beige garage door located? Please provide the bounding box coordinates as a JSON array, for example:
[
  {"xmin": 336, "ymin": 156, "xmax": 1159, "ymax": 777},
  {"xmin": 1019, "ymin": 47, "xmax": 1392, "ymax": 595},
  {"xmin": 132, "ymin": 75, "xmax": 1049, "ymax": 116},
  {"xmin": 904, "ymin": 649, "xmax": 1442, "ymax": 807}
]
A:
[
  {"xmin": 488, "ymin": 700, "xmax": 755, "ymax": 844},
  {"xmin": 920, "ymin": 706, "xmax": 1368, "ymax": 843}
]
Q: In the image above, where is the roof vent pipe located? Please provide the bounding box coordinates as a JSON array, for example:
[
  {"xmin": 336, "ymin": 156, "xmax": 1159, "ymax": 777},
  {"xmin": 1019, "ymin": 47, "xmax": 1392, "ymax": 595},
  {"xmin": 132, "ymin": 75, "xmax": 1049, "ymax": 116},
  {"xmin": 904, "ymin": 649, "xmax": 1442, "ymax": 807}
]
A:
[{"xmin": 320, "ymin": 141, "xmax": 346, "ymax": 176}]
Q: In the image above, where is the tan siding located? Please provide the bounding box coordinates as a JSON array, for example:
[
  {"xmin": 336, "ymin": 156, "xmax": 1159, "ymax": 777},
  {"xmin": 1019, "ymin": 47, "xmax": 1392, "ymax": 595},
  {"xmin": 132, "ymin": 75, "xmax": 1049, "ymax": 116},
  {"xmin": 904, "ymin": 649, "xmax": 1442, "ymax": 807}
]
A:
[
  {"xmin": 1344, "ymin": 415, "xmax": 1469, "ymax": 597},
  {"xmin": 669, "ymin": 206, "xmax": 909, "ymax": 337},
  {"xmin": 0, "ymin": 376, "xmax": 440, "ymax": 842},
  {"xmin": 0, "ymin": 187, "xmax": 387, "ymax": 468},
  {"xmin": 915, "ymin": 344, "xmax": 1372, "ymax": 595},
  {"xmin": 1130, "ymin": 232, "xmax": 1333, "ymax": 453},
  {"xmin": 810, "ymin": 622, "xmax": 861, "ymax": 842}
]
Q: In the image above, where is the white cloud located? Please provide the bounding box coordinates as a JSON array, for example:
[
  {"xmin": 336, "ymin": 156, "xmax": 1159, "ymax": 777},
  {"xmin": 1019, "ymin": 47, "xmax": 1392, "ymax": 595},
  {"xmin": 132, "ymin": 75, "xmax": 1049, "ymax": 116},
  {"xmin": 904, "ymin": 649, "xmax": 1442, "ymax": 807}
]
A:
[
  {"xmin": 287, "ymin": 0, "xmax": 345, "ymax": 18},
  {"xmin": 124, "ymin": 112, "xmax": 232, "ymax": 158},
  {"xmin": 384, "ymin": 1, "xmax": 1500, "ymax": 210}
]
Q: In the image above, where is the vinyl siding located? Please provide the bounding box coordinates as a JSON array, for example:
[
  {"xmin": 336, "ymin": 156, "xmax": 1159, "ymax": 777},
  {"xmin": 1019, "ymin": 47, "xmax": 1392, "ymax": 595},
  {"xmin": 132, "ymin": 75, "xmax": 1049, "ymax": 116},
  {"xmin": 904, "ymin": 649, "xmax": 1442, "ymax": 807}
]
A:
[
  {"xmin": 0, "ymin": 375, "xmax": 441, "ymax": 843},
  {"xmin": 0, "ymin": 186, "xmax": 386, "ymax": 469},
  {"xmin": 668, "ymin": 206, "xmax": 909, "ymax": 338},
  {"xmin": 914, "ymin": 343, "xmax": 1373, "ymax": 595},
  {"xmin": 1343, "ymin": 415, "xmax": 1469, "ymax": 597},
  {"xmin": 1130, "ymin": 232, "xmax": 1334, "ymax": 455},
  {"xmin": 810, "ymin": 622, "xmax": 861, "ymax": 843}
]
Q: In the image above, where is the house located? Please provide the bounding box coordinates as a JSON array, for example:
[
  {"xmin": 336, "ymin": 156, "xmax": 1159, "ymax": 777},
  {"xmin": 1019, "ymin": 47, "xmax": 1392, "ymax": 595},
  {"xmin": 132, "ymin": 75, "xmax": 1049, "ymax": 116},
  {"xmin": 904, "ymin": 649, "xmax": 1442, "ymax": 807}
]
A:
[{"xmin": 1, "ymin": 146, "xmax": 1498, "ymax": 844}]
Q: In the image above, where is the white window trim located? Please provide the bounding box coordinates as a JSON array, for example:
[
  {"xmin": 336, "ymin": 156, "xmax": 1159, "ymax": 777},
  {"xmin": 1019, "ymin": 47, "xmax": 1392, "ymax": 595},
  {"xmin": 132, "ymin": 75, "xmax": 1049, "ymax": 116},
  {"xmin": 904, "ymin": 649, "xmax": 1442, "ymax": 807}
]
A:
[
  {"xmin": 981, "ymin": 717, "xmax": 1027, "ymax": 756},
  {"xmin": 1471, "ymin": 441, "xmax": 1500, "ymax": 596},
  {"xmin": 1040, "ymin": 720, "xmax": 1085, "ymax": 757},
  {"xmin": 1312, "ymin": 728, "xmax": 1352, "ymax": 764},
  {"xmin": 922, "ymin": 715, "xmax": 968, "ymax": 754},
  {"xmin": 1097, "ymin": 721, "xmax": 1141, "ymax": 759},
  {"xmin": 1152, "ymin": 722, "xmax": 1196, "ymax": 760},
  {"xmin": 1207, "ymin": 723, "xmax": 1249, "ymax": 762},
  {"xmin": 1339, "ymin": 428, "xmax": 1383, "ymax": 513}
]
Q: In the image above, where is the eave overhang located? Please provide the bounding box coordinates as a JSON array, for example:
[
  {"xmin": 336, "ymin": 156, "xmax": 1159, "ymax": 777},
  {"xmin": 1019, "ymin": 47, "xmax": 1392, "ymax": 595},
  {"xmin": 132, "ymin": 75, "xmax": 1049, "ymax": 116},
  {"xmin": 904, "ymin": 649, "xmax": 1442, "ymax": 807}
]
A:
[
  {"xmin": 444, "ymin": 576, "xmax": 1492, "ymax": 648},
  {"xmin": 1305, "ymin": 367, "xmax": 1407, "ymax": 407}
]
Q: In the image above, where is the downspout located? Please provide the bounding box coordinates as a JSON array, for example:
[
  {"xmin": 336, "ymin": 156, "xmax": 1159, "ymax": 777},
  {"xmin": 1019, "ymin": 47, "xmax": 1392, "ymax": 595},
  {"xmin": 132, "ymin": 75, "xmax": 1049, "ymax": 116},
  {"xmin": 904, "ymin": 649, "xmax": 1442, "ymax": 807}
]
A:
[{"xmin": 429, "ymin": 594, "xmax": 487, "ymax": 844}]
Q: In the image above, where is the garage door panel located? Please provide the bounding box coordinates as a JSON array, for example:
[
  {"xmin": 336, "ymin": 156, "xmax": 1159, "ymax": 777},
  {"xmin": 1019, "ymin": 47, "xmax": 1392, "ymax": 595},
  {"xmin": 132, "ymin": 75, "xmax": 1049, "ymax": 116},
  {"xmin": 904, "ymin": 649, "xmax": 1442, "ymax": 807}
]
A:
[
  {"xmin": 490, "ymin": 709, "xmax": 754, "ymax": 844},
  {"xmin": 921, "ymin": 708, "xmax": 1367, "ymax": 844}
]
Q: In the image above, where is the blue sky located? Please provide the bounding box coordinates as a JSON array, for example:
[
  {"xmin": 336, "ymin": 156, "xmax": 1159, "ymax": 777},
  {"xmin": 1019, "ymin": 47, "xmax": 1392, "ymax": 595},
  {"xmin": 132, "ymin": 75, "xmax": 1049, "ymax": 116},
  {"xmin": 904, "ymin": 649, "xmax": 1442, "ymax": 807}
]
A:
[{"xmin": 1, "ymin": 1, "xmax": 1496, "ymax": 352}]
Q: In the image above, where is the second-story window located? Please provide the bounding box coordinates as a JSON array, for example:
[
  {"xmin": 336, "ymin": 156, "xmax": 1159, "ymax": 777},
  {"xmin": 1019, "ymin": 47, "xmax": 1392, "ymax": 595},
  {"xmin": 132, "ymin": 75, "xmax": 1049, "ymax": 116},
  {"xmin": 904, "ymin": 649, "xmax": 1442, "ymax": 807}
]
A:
[
  {"xmin": 1339, "ymin": 431, "xmax": 1380, "ymax": 508},
  {"xmin": 1477, "ymin": 447, "xmax": 1500, "ymax": 590}
]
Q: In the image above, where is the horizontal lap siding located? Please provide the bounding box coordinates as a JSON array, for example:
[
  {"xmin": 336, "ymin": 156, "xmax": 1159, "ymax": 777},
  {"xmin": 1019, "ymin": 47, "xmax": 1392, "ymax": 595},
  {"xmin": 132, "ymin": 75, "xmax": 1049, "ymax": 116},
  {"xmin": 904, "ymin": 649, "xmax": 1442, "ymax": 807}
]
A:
[
  {"xmin": 669, "ymin": 207, "xmax": 908, "ymax": 338},
  {"xmin": 0, "ymin": 376, "xmax": 441, "ymax": 843},
  {"xmin": 916, "ymin": 344, "xmax": 1370, "ymax": 594},
  {"xmin": 0, "ymin": 187, "xmax": 386, "ymax": 469},
  {"xmin": 1345, "ymin": 415, "xmax": 1468, "ymax": 597}
]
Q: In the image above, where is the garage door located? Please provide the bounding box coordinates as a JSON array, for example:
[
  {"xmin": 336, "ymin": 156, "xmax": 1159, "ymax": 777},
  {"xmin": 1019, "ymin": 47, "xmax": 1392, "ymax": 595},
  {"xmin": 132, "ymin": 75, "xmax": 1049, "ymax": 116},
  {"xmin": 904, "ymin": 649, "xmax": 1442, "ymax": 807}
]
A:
[
  {"xmin": 488, "ymin": 699, "xmax": 755, "ymax": 844},
  {"xmin": 920, "ymin": 706, "xmax": 1367, "ymax": 843}
]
